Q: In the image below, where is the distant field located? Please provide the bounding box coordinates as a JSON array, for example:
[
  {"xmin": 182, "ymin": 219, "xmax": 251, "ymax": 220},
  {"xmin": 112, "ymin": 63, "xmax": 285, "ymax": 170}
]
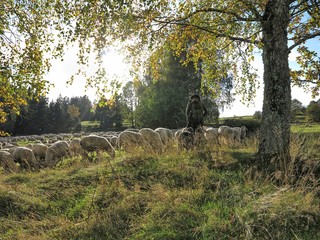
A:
[
  {"xmin": 219, "ymin": 115, "xmax": 254, "ymax": 122},
  {"xmin": 81, "ymin": 121, "xmax": 100, "ymax": 127},
  {"xmin": 291, "ymin": 123, "xmax": 320, "ymax": 133},
  {"xmin": 81, "ymin": 117, "xmax": 320, "ymax": 134}
]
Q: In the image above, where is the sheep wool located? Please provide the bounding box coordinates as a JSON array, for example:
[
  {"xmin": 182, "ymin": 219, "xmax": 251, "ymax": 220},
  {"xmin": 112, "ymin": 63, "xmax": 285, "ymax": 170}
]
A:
[
  {"xmin": 80, "ymin": 135, "xmax": 115, "ymax": 158},
  {"xmin": 13, "ymin": 147, "xmax": 38, "ymax": 170},
  {"xmin": 0, "ymin": 150, "xmax": 19, "ymax": 173},
  {"xmin": 45, "ymin": 141, "xmax": 70, "ymax": 167}
]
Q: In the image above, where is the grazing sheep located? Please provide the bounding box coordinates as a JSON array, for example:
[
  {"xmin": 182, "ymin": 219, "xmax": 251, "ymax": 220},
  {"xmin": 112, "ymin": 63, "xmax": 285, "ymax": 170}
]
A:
[
  {"xmin": 218, "ymin": 126, "xmax": 235, "ymax": 144},
  {"xmin": 45, "ymin": 141, "xmax": 70, "ymax": 167},
  {"xmin": 80, "ymin": 135, "xmax": 115, "ymax": 158},
  {"xmin": 69, "ymin": 138, "xmax": 84, "ymax": 156},
  {"xmin": 12, "ymin": 147, "xmax": 38, "ymax": 170},
  {"xmin": 108, "ymin": 136, "xmax": 118, "ymax": 149},
  {"xmin": 31, "ymin": 143, "xmax": 48, "ymax": 162},
  {"xmin": 205, "ymin": 127, "xmax": 219, "ymax": 145},
  {"xmin": 218, "ymin": 125, "xmax": 247, "ymax": 144},
  {"xmin": 139, "ymin": 128, "xmax": 163, "ymax": 154},
  {"xmin": 117, "ymin": 131, "xmax": 146, "ymax": 153},
  {"xmin": 1, "ymin": 142, "xmax": 17, "ymax": 149},
  {"xmin": 155, "ymin": 127, "xmax": 174, "ymax": 146},
  {"xmin": 233, "ymin": 126, "xmax": 248, "ymax": 142},
  {"xmin": 124, "ymin": 128, "xmax": 140, "ymax": 132},
  {"xmin": 177, "ymin": 127, "xmax": 194, "ymax": 150},
  {"xmin": 0, "ymin": 150, "xmax": 19, "ymax": 173},
  {"xmin": 174, "ymin": 129, "xmax": 183, "ymax": 139}
]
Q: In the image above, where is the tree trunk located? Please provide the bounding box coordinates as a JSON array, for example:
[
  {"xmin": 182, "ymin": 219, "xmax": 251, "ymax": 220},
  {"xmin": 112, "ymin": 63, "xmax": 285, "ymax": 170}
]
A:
[{"xmin": 258, "ymin": 0, "xmax": 291, "ymax": 171}]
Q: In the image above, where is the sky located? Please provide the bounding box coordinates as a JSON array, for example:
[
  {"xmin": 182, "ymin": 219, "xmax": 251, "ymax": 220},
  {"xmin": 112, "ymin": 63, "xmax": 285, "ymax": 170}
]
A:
[
  {"xmin": 46, "ymin": 43, "xmax": 319, "ymax": 118},
  {"xmin": 46, "ymin": 47, "xmax": 131, "ymax": 102}
]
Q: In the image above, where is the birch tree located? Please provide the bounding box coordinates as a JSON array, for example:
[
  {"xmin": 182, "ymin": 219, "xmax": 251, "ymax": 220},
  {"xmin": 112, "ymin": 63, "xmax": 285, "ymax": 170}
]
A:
[{"xmin": 88, "ymin": 0, "xmax": 319, "ymax": 169}]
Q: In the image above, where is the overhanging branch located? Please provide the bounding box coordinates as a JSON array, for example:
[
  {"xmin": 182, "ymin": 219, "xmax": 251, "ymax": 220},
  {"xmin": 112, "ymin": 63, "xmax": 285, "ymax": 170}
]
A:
[
  {"xmin": 289, "ymin": 31, "xmax": 320, "ymax": 51},
  {"xmin": 149, "ymin": 18, "xmax": 261, "ymax": 45}
]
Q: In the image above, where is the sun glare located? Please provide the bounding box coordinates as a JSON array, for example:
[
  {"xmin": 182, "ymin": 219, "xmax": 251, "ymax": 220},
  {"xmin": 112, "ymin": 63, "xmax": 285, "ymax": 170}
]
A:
[{"xmin": 46, "ymin": 47, "xmax": 131, "ymax": 103}]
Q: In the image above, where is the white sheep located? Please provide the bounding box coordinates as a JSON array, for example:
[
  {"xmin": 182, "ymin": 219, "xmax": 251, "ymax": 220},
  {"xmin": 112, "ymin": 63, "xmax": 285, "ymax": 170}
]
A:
[
  {"xmin": 155, "ymin": 127, "xmax": 174, "ymax": 146},
  {"xmin": 139, "ymin": 128, "xmax": 163, "ymax": 154},
  {"xmin": 69, "ymin": 138, "xmax": 84, "ymax": 156},
  {"xmin": 233, "ymin": 126, "xmax": 248, "ymax": 142},
  {"xmin": 0, "ymin": 150, "xmax": 19, "ymax": 173},
  {"xmin": 31, "ymin": 143, "xmax": 48, "ymax": 162},
  {"xmin": 218, "ymin": 125, "xmax": 235, "ymax": 144},
  {"xmin": 174, "ymin": 129, "xmax": 183, "ymax": 139},
  {"xmin": 117, "ymin": 131, "xmax": 146, "ymax": 153},
  {"xmin": 80, "ymin": 135, "xmax": 115, "ymax": 158},
  {"xmin": 12, "ymin": 147, "xmax": 38, "ymax": 170},
  {"xmin": 45, "ymin": 141, "xmax": 70, "ymax": 167},
  {"xmin": 108, "ymin": 136, "xmax": 118, "ymax": 149},
  {"xmin": 218, "ymin": 125, "xmax": 247, "ymax": 144},
  {"xmin": 205, "ymin": 127, "xmax": 219, "ymax": 145}
]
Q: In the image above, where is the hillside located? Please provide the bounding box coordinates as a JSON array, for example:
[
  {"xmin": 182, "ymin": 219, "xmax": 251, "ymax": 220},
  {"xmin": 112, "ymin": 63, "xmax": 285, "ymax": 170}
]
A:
[{"xmin": 0, "ymin": 133, "xmax": 320, "ymax": 239}]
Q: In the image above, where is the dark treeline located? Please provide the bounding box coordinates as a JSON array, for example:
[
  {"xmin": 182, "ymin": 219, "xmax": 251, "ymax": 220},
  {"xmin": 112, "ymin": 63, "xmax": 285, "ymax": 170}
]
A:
[{"xmin": 1, "ymin": 95, "xmax": 94, "ymax": 136}]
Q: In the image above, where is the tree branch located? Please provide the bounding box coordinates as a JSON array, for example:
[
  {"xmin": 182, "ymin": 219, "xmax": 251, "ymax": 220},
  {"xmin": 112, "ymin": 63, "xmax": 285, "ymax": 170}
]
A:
[
  {"xmin": 178, "ymin": 21, "xmax": 261, "ymax": 44},
  {"xmin": 289, "ymin": 0, "xmax": 308, "ymax": 16},
  {"xmin": 293, "ymin": 78, "xmax": 319, "ymax": 84},
  {"xmin": 289, "ymin": 31, "xmax": 320, "ymax": 51},
  {"xmin": 237, "ymin": 0, "xmax": 263, "ymax": 21},
  {"xmin": 152, "ymin": 19, "xmax": 262, "ymax": 45},
  {"xmin": 186, "ymin": 7, "xmax": 259, "ymax": 22}
]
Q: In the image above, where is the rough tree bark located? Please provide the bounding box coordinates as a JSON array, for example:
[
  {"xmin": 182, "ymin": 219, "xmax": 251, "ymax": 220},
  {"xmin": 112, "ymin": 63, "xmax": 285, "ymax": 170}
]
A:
[{"xmin": 258, "ymin": 0, "xmax": 291, "ymax": 170}]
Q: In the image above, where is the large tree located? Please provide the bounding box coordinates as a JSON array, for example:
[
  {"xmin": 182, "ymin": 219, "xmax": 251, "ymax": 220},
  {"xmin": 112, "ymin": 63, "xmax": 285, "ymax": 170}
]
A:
[
  {"xmin": 89, "ymin": 0, "xmax": 319, "ymax": 169},
  {"xmin": 1, "ymin": 1, "xmax": 320, "ymax": 169}
]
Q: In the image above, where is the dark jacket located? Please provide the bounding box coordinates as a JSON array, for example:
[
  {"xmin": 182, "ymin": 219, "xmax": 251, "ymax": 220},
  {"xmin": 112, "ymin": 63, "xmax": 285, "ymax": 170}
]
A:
[{"xmin": 185, "ymin": 99, "xmax": 208, "ymax": 123}]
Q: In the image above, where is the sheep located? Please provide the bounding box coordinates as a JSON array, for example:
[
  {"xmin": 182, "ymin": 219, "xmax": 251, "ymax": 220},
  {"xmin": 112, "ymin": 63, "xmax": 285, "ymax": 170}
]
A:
[
  {"xmin": 117, "ymin": 131, "xmax": 146, "ymax": 153},
  {"xmin": 177, "ymin": 127, "xmax": 194, "ymax": 150},
  {"xmin": 155, "ymin": 127, "xmax": 174, "ymax": 146},
  {"xmin": 69, "ymin": 138, "xmax": 84, "ymax": 156},
  {"xmin": 218, "ymin": 125, "xmax": 235, "ymax": 144},
  {"xmin": 233, "ymin": 126, "xmax": 248, "ymax": 142},
  {"xmin": 218, "ymin": 125, "xmax": 247, "ymax": 144},
  {"xmin": 45, "ymin": 141, "xmax": 70, "ymax": 167},
  {"xmin": 0, "ymin": 150, "xmax": 19, "ymax": 173},
  {"xmin": 31, "ymin": 143, "xmax": 48, "ymax": 163},
  {"xmin": 124, "ymin": 128, "xmax": 140, "ymax": 132},
  {"xmin": 12, "ymin": 147, "xmax": 38, "ymax": 170},
  {"xmin": 139, "ymin": 128, "xmax": 163, "ymax": 154},
  {"xmin": 205, "ymin": 127, "xmax": 219, "ymax": 145},
  {"xmin": 1, "ymin": 142, "xmax": 18, "ymax": 149},
  {"xmin": 80, "ymin": 135, "xmax": 115, "ymax": 158},
  {"xmin": 108, "ymin": 136, "xmax": 118, "ymax": 149},
  {"xmin": 174, "ymin": 129, "xmax": 183, "ymax": 139}
]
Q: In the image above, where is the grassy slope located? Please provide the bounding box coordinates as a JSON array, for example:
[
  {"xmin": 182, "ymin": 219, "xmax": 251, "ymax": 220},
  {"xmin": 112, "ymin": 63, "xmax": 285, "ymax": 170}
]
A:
[{"xmin": 0, "ymin": 135, "xmax": 319, "ymax": 240}]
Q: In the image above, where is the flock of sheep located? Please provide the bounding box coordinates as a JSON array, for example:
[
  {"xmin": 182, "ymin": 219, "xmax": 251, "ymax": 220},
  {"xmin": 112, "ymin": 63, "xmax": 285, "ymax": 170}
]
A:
[{"xmin": 0, "ymin": 125, "xmax": 247, "ymax": 173}]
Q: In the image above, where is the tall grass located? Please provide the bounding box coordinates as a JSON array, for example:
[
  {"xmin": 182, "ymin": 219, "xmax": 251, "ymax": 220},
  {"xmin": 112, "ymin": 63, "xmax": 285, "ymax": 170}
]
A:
[{"xmin": 0, "ymin": 134, "xmax": 319, "ymax": 239}]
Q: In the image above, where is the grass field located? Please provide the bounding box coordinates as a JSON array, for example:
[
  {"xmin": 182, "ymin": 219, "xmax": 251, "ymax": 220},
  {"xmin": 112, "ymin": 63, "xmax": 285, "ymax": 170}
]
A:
[
  {"xmin": 1, "ymin": 134, "xmax": 319, "ymax": 239},
  {"xmin": 291, "ymin": 123, "xmax": 320, "ymax": 133}
]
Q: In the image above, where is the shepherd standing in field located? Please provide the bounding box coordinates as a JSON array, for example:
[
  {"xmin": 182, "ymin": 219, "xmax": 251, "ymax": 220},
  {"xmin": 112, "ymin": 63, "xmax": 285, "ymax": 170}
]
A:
[{"xmin": 185, "ymin": 94, "xmax": 208, "ymax": 131}]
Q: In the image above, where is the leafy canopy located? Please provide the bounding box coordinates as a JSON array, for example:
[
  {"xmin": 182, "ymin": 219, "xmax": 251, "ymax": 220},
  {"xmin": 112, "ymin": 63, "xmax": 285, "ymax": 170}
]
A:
[{"xmin": 1, "ymin": 0, "xmax": 320, "ymax": 123}]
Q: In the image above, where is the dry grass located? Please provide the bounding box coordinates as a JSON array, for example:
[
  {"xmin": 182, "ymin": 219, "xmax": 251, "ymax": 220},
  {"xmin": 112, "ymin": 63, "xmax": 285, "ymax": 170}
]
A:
[{"xmin": 0, "ymin": 134, "xmax": 319, "ymax": 239}]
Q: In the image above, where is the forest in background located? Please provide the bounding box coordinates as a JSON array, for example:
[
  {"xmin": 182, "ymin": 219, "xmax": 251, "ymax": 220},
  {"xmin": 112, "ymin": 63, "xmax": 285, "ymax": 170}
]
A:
[{"xmin": 1, "ymin": 52, "xmax": 226, "ymax": 136}]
